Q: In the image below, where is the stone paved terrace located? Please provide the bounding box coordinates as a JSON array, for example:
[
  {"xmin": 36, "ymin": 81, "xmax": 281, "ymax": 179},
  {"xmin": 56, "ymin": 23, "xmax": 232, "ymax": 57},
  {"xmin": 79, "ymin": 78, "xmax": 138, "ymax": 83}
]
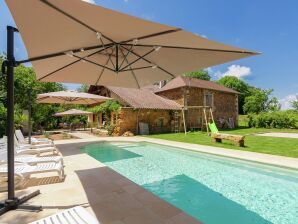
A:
[{"xmin": 1, "ymin": 135, "xmax": 298, "ymax": 223}]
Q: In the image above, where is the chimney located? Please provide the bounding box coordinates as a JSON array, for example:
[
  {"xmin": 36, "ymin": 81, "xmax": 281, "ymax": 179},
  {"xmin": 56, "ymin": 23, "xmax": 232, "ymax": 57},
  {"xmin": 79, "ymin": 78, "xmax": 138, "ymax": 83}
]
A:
[{"xmin": 159, "ymin": 80, "xmax": 167, "ymax": 89}]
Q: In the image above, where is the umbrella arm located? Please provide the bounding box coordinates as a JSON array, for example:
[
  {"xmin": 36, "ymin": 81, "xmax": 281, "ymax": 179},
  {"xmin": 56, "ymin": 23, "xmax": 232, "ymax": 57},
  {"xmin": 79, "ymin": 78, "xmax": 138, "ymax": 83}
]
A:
[{"xmin": 0, "ymin": 190, "xmax": 42, "ymax": 215}]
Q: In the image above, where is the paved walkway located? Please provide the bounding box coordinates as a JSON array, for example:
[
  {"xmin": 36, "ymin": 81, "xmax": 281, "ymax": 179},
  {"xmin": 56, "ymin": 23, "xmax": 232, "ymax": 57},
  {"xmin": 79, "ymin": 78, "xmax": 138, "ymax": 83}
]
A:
[
  {"xmin": 68, "ymin": 131, "xmax": 98, "ymax": 139},
  {"xmin": 254, "ymin": 132, "xmax": 298, "ymax": 139}
]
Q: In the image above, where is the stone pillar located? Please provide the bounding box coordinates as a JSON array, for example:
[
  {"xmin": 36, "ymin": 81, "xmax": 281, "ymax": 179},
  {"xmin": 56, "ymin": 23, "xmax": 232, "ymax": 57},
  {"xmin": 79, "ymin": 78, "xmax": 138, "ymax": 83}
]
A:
[
  {"xmin": 98, "ymin": 113, "xmax": 103, "ymax": 126},
  {"xmin": 88, "ymin": 114, "xmax": 94, "ymax": 123}
]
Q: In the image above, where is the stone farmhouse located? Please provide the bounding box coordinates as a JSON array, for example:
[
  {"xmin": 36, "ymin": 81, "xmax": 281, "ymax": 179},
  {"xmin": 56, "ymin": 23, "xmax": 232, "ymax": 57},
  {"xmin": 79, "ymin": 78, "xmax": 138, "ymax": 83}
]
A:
[{"xmin": 88, "ymin": 76, "xmax": 239, "ymax": 136}]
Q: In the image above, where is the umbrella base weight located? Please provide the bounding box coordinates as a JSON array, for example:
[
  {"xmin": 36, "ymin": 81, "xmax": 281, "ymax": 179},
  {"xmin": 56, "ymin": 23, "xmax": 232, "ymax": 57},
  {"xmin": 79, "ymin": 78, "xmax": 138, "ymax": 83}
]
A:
[{"xmin": 0, "ymin": 190, "xmax": 42, "ymax": 216}]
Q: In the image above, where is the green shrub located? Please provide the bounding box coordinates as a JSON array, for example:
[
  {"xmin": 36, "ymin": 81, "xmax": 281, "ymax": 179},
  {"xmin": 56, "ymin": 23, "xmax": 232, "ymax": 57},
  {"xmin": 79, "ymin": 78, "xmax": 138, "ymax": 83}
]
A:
[
  {"xmin": 0, "ymin": 103, "xmax": 28, "ymax": 137},
  {"xmin": 105, "ymin": 122, "xmax": 115, "ymax": 136},
  {"xmin": 44, "ymin": 132, "xmax": 51, "ymax": 139},
  {"xmin": 238, "ymin": 115, "xmax": 249, "ymax": 127},
  {"xmin": 248, "ymin": 110, "xmax": 298, "ymax": 129},
  {"xmin": 0, "ymin": 103, "xmax": 6, "ymax": 137}
]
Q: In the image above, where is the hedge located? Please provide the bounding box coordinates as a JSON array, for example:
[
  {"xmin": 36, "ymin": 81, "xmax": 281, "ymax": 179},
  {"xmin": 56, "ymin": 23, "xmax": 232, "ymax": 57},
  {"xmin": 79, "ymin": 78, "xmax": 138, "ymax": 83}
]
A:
[{"xmin": 248, "ymin": 110, "xmax": 298, "ymax": 129}]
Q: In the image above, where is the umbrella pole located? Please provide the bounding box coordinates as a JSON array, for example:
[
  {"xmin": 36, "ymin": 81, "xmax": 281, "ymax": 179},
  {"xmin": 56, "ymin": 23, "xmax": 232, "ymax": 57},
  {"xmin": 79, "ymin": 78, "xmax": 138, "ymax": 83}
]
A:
[{"xmin": 0, "ymin": 26, "xmax": 41, "ymax": 216}]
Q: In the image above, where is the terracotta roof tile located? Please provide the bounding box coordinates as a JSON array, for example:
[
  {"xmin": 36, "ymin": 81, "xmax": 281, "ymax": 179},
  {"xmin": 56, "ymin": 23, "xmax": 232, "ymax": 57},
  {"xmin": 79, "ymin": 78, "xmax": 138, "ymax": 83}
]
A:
[
  {"xmin": 155, "ymin": 76, "xmax": 239, "ymax": 94},
  {"xmin": 106, "ymin": 86, "xmax": 181, "ymax": 110}
]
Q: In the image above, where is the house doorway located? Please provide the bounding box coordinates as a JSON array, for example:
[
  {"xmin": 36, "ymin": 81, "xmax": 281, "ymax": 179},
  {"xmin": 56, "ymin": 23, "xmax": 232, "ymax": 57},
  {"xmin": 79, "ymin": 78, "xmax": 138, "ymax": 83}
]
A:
[{"xmin": 98, "ymin": 113, "xmax": 107, "ymax": 129}]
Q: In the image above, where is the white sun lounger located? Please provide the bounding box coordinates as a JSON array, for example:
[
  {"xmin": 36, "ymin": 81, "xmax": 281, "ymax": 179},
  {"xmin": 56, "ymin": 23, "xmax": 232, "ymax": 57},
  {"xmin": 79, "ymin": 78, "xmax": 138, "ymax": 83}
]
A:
[
  {"xmin": 0, "ymin": 144, "xmax": 63, "ymax": 166},
  {"xmin": 15, "ymin": 135, "xmax": 54, "ymax": 148},
  {"xmin": 3, "ymin": 135, "xmax": 54, "ymax": 150},
  {"xmin": 16, "ymin": 140, "xmax": 54, "ymax": 149},
  {"xmin": 29, "ymin": 206, "xmax": 99, "ymax": 224},
  {"xmin": 0, "ymin": 162, "xmax": 64, "ymax": 191},
  {"xmin": 16, "ymin": 145, "xmax": 59, "ymax": 156},
  {"xmin": 14, "ymin": 136, "xmax": 60, "ymax": 155},
  {"xmin": 15, "ymin": 129, "xmax": 54, "ymax": 145},
  {"xmin": 14, "ymin": 155, "xmax": 63, "ymax": 166},
  {"xmin": 2, "ymin": 136, "xmax": 58, "ymax": 156}
]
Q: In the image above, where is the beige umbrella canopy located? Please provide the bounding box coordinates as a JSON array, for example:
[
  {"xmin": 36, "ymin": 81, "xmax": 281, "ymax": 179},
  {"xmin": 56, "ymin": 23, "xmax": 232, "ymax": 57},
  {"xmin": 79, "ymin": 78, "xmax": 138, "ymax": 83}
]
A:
[
  {"xmin": 37, "ymin": 90, "xmax": 111, "ymax": 105},
  {"xmin": 6, "ymin": 0, "xmax": 259, "ymax": 88},
  {"xmin": 53, "ymin": 109, "xmax": 92, "ymax": 117}
]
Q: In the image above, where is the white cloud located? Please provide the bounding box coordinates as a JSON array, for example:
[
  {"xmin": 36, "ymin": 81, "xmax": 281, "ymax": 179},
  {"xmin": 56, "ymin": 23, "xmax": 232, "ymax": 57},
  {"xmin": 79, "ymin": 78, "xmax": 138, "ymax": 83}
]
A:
[
  {"xmin": 279, "ymin": 93, "xmax": 298, "ymax": 110},
  {"xmin": 215, "ymin": 65, "xmax": 252, "ymax": 79},
  {"xmin": 140, "ymin": 13, "xmax": 155, "ymax": 20},
  {"xmin": 205, "ymin": 67, "xmax": 213, "ymax": 73},
  {"xmin": 82, "ymin": 0, "xmax": 95, "ymax": 4},
  {"xmin": 194, "ymin": 33, "xmax": 208, "ymax": 39}
]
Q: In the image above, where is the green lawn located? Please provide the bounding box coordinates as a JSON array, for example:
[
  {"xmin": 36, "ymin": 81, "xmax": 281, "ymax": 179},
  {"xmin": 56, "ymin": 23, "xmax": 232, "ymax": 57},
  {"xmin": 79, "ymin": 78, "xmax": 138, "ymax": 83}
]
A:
[{"xmin": 148, "ymin": 127, "xmax": 298, "ymax": 158}]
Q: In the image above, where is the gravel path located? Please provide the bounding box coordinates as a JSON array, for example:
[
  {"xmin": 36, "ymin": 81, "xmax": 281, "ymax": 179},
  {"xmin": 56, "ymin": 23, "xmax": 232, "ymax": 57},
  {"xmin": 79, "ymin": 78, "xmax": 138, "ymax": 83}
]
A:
[{"xmin": 255, "ymin": 132, "xmax": 298, "ymax": 139}]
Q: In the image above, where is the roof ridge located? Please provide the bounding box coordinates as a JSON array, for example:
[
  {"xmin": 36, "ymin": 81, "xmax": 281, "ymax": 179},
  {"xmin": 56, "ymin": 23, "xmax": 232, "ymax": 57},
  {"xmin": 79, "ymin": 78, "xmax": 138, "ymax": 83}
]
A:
[
  {"xmin": 180, "ymin": 76, "xmax": 189, "ymax": 86},
  {"xmin": 155, "ymin": 75, "xmax": 239, "ymax": 94},
  {"xmin": 106, "ymin": 86, "xmax": 131, "ymax": 106},
  {"xmin": 104, "ymin": 85, "xmax": 181, "ymax": 109}
]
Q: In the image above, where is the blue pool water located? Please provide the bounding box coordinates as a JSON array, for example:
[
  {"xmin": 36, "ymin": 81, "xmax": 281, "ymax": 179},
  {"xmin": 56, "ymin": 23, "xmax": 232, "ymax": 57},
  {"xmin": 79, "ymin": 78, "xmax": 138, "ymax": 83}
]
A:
[{"xmin": 81, "ymin": 142, "xmax": 298, "ymax": 224}]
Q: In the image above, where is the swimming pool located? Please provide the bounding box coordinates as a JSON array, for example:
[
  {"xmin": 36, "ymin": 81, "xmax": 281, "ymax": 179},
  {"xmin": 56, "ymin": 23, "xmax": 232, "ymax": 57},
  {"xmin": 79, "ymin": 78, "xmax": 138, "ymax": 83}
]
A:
[{"xmin": 81, "ymin": 141, "xmax": 298, "ymax": 224}]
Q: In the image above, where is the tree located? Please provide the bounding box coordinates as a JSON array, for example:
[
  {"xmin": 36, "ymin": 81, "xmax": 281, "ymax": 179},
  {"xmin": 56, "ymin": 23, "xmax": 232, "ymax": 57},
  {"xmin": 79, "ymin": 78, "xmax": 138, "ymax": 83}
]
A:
[
  {"xmin": 31, "ymin": 82, "xmax": 65, "ymax": 130},
  {"xmin": 243, "ymin": 88, "xmax": 280, "ymax": 114},
  {"xmin": 183, "ymin": 70, "xmax": 211, "ymax": 81},
  {"xmin": 0, "ymin": 55, "xmax": 66, "ymax": 135},
  {"xmin": 217, "ymin": 76, "xmax": 281, "ymax": 114},
  {"xmin": 0, "ymin": 103, "xmax": 6, "ymax": 136},
  {"xmin": 267, "ymin": 96, "xmax": 281, "ymax": 112},
  {"xmin": 0, "ymin": 56, "xmax": 7, "ymax": 104},
  {"xmin": 217, "ymin": 76, "xmax": 250, "ymax": 114},
  {"xmin": 77, "ymin": 84, "xmax": 90, "ymax": 93},
  {"xmin": 89, "ymin": 100, "xmax": 120, "ymax": 115},
  {"xmin": 291, "ymin": 95, "xmax": 298, "ymax": 111}
]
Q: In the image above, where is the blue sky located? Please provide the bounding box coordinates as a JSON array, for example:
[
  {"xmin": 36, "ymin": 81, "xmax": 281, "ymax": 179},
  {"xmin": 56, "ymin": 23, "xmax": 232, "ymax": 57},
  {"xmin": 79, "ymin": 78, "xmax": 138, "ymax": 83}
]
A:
[{"xmin": 1, "ymin": 0, "xmax": 298, "ymax": 109}]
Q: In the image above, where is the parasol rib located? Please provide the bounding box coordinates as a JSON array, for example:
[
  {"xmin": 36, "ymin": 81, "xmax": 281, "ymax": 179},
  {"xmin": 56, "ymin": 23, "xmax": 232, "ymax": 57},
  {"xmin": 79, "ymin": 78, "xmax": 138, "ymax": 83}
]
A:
[
  {"xmin": 119, "ymin": 46, "xmax": 140, "ymax": 89},
  {"xmin": 120, "ymin": 66, "xmax": 154, "ymax": 72},
  {"xmin": 121, "ymin": 43, "xmax": 258, "ymax": 55},
  {"xmin": 95, "ymin": 47, "xmax": 116, "ymax": 85},
  {"xmin": 121, "ymin": 45, "xmax": 175, "ymax": 79},
  {"xmin": 17, "ymin": 43, "xmax": 114, "ymax": 64},
  {"xmin": 72, "ymin": 55, "xmax": 115, "ymax": 72},
  {"xmin": 38, "ymin": 45, "xmax": 114, "ymax": 81},
  {"xmin": 119, "ymin": 48, "xmax": 156, "ymax": 71}
]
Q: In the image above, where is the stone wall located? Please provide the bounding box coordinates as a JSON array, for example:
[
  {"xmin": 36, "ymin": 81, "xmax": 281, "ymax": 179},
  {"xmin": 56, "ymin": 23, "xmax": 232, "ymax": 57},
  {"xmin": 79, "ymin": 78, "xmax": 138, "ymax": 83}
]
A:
[
  {"xmin": 156, "ymin": 87, "xmax": 238, "ymax": 129},
  {"xmin": 112, "ymin": 108, "xmax": 175, "ymax": 136},
  {"xmin": 156, "ymin": 88, "xmax": 185, "ymax": 106},
  {"xmin": 184, "ymin": 87, "xmax": 204, "ymax": 128},
  {"xmin": 213, "ymin": 91, "xmax": 238, "ymax": 127}
]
